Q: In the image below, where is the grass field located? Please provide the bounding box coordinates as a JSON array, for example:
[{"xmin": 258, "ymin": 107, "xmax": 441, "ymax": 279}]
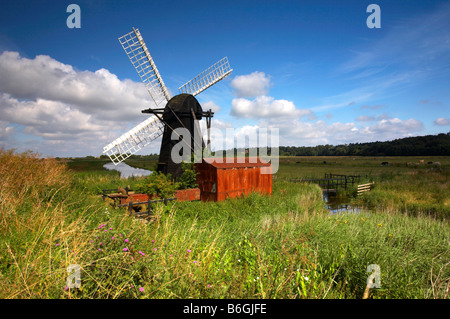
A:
[{"xmin": 0, "ymin": 150, "xmax": 448, "ymax": 299}]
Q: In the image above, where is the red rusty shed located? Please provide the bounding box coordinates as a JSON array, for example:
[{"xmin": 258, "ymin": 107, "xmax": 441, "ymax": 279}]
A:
[{"xmin": 195, "ymin": 157, "xmax": 272, "ymax": 202}]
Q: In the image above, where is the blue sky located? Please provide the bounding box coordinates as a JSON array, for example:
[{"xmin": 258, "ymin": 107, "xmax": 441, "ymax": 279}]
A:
[{"xmin": 0, "ymin": 0, "xmax": 449, "ymax": 157}]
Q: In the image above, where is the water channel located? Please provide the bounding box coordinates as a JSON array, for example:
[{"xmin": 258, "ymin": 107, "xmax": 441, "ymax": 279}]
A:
[
  {"xmin": 323, "ymin": 190, "xmax": 364, "ymax": 215},
  {"xmin": 103, "ymin": 162, "xmax": 152, "ymax": 178}
]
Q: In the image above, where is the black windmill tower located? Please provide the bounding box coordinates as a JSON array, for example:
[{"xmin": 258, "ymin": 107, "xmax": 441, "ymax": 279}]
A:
[{"xmin": 103, "ymin": 27, "xmax": 232, "ymax": 179}]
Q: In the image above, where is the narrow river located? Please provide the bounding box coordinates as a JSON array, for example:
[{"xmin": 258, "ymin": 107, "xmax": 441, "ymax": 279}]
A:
[
  {"xmin": 323, "ymin": 190, "xmax": 363, "ymax": 214},
  {"xmin": 103, "ymin": 162, "xmax": 152, "ymax": 178}
]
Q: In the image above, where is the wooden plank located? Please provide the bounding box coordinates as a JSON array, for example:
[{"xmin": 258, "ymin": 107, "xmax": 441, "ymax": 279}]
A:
[{"xmin": 357, "ymin": 182, "xmax": 375, "ymax": 188}]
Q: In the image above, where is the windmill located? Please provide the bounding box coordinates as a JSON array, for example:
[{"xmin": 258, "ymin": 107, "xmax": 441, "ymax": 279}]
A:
[{"xmin": 103, "ymin": 27, "xmax": 232, "ymax": 179}]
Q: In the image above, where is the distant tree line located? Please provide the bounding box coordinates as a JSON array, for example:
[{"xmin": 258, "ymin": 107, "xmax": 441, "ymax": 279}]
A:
[
  {"xmin": 95, "ymin": 133, "xmax": 449, "ymax": 158},
  {"xmin": 278, "ymin": 132, "xmax": 450, "ymax": 156}
]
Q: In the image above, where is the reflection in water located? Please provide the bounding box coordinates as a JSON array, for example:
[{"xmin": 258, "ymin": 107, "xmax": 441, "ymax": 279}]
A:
[
  {"xmin": 323, "ymin": 191, "xmax": 363, "ymax": 214},
  {"xmin": 104, "ymin": 162, "xmax": 152, "ymax": 178}
]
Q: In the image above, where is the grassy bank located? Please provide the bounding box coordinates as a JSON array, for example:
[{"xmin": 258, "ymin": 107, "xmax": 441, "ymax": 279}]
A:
[{"xmin": 1, "ymin": 150, "xmax": 448, "ymax": 298}]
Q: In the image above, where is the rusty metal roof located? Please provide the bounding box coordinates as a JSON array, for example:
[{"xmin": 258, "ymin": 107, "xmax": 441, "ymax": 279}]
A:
[{"xmin": 202, "ymin": 157, "xmax": 271, "ymax": 169}]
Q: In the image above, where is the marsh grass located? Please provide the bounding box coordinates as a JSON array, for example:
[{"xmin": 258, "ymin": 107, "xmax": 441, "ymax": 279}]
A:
[{"xmin": 1, "ymin": 150, "xmax": 449, "ymax": 299}]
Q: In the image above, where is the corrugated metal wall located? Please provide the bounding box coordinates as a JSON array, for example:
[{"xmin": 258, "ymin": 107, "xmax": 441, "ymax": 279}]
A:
[{"xmin": 196, "ymin": 157, "xmax": 272, "ymax": 202}]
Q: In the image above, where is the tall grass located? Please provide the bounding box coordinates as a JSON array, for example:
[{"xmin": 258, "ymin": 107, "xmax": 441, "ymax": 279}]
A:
[
  {"xmin": 355, "ymin": 168, "xmax": 450, "ymax": 219},
  {"xmin": 0, "ymin": 149, "xmax": 109, "ymax": 298},
  {"xmin": 1, "ymin": 150, "xmax": 449, "ymax": 299}
]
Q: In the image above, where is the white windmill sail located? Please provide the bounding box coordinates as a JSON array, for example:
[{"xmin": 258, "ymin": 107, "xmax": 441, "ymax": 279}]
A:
[
  {"xmin": 178, "ymin": 57, "xmax": 233, "ymax": 96},
  {"xmin": 103, "ymin": 28, "xmax": 170, "ymax": 164},
  {"xmin": 118, "ymin": 27, "xmax": 171, "ymax": 106},
  {"xmin": 103, "ymin": 115, "xmax": 164, "ymax": 165}
]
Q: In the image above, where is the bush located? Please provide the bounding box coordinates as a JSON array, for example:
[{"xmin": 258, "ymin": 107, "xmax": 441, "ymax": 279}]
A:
[
  {"xmin": 177, "ymin": 162, "xmax": 198, "ymax": 190},
  {"xmin": 134, "ymin": 171, "xmax": 179, "ymax": 199}
]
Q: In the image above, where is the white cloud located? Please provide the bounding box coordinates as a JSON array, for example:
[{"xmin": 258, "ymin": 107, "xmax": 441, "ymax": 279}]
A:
[
  {"xmin": 256, "ymin": 117, "xmax": 424, "ymax": 147},
  {"xmin": 0, "ymin": 120, "xmax": 14, "ymax": 139},
  {"xmin": 0, "ymin": 94, "xmax": 105, "ymax": 137},
  {"xmin": 0, "ymin": 51, "xmax": 160, "ymax": 156},
  {"xmin": 231, "ymin": 95, "xmax": 312, "ymax": 119},
  {"xmin": 434, "ymin": 117, "xmax": 450, "ymax": 126},
  {"xmin": 230, "ymin": 71, "xmax": 271, "ymax": 98},
  {"xmin": 0, "ymin": 51, "xmax": 153, "ymax": 122},
  {"xmin": 201, "ymin": 101, "xmax": 221, "ymax": 113},
  {"xmin": 369, "ymin": 118, "xmax": 424, "ymax": 136}
]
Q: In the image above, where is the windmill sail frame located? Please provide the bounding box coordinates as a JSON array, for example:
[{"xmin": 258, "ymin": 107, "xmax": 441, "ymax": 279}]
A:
[
  {"xmin": 103, "ymin": 115, "xmax": 164, "ymax": 165},
  {"xmin": 178, "ymin": 57, "xmax": 233, "ymax": 96},
  {"xmin": 118, "ymin": 28, "xmax": 171, "ymax": 107}
]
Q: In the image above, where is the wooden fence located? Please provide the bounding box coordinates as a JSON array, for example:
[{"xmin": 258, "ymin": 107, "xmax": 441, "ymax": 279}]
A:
[
  {"xmin": 357, "ymin": 182, "xmax": 375, "ymax": 196},
  {"xmin": 291, "ymin": 173, "xmax": 361, "ymax": 190}
]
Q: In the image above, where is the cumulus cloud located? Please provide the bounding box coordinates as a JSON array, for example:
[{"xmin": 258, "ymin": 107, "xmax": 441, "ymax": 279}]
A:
[
  {"xmin": 201, "ymin": 101, "xmax": 221, "ymax": 113},
  {"xmin": 434, "ymin": 117, "xmax": 450, "ymax": 126},
  {"xmin": 0, "ymin": 94, "xmax": 106, "ymax": 138},
  {"xmin": 229, "ymin": 71, "xmax": 314, "ymax": 121},
  {"xmin": 369, "ymin": 118, "xmax": 424, "ymax": 135},
  {"xmin": 231, "ymin": 96, "xmax": 312, "ymax": 119},
  {"xmin": 230, "ymin": 71, "xmax": 271, "ymax": 98},
  {"xmin": 0, "ymin": 51, "xmax": 153, "ymax": 122},
  {"xmin": 0, "ymin": 51, "xmax": 159, "ymax": 156},
  {"xmin": 255, "ymin": 117, "xmax": 424, "ymax": 147},
  {"xmin": 0, "ymin": 120, "xmax": 14, "ymax": 139}
]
